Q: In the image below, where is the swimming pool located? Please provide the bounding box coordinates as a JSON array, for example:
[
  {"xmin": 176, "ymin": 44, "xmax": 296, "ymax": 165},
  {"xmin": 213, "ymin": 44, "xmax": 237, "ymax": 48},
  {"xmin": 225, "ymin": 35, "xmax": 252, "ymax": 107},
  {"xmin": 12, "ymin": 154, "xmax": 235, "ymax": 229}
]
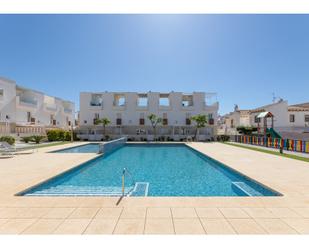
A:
[
  {"xmin": 52, "ymin": 143, "xmax": 100, "ymax": 153},
  {"xmin": 21, "ymin": 144, "xmax": 280, "ymax": 197}
]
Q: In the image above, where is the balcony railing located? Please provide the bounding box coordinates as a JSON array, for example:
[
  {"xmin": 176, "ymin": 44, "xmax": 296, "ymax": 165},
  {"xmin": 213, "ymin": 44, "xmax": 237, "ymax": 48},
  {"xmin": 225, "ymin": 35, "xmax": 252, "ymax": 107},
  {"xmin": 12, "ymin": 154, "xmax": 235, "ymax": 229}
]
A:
[
  {"xmin": 90, "ymin": 101, "xmax": 102, "ymax": 107},
  {"xmin": 44, "ymin": 103, "xmax": 57, "ymax": 112},
  {"xmin": 18, "ymin": 97, "xmax": 38, "ymax": 107},
  {"xmin": 64, "ymin": 108, "xmax": 72, "ymax": 113}
]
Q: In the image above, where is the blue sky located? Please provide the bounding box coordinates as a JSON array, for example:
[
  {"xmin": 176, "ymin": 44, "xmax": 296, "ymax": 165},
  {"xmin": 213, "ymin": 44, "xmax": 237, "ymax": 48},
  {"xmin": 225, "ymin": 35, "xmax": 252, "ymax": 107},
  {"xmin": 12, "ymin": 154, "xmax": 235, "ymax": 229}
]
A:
[{"xmin": 0, "ymin": 14, "xmax": 308, "ymax": 114}]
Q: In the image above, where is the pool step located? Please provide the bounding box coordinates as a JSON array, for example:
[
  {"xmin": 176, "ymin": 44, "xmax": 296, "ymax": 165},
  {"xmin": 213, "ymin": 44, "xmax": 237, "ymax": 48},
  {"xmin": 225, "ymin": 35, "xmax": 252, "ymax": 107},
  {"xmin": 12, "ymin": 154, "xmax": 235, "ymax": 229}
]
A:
[
  {"xmin": 129, "ymin": 182, "xmax": 149, "ymax": 197},
  {"xmin": 232, "ymin": 182, "xmax": 263, "ymax": 196},
  {"xmin": 25, "ymin": 186, "xmax": 134, "ymax": 196}
]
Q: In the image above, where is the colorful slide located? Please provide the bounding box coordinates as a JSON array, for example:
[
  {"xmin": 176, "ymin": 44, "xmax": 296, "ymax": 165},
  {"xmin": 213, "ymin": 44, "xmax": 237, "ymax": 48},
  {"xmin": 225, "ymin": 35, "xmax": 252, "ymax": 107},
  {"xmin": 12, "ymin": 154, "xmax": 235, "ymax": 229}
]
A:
[{"xmin": 267, "ymin": 128, "xmax": 282, "ymax": 138}]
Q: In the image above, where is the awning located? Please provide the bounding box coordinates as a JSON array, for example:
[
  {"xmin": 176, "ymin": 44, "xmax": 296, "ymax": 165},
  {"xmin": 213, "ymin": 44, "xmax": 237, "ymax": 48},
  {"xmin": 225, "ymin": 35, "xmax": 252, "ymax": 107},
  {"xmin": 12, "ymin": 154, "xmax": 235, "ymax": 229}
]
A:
[{"xmin": 257, "ymin": 112, "xmax": 273, "ymax": 118}]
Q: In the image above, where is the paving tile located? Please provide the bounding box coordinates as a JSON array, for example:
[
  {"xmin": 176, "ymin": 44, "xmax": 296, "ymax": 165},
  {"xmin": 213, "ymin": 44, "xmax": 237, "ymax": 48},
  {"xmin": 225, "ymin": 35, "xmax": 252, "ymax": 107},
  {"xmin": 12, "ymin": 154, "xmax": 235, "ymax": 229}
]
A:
[
  {"xmin": 17, "ymin": 208, "xmax": 51, "ymax": 218},
  {"xmin": 282, "ymin": 219, "xmax": 309, "ymax": 234},
  {"xmin": 195, "ymin": 208, "xmax": 224, "ymax": 218},
  {"xmin": 0, "ymin": 219, "xmax": 37, "ymax": 234},
  {"xmin": 144, "ymin": 218, "xmax": 174, "ymax": 234},
  {"xmin": 171, "ymin": 208, "xmax": 197, "ymax": 218},
  {"xmin": 0, "ymin": 207, "xmax": 29, "ymax": 218},
  {"xmin": 0, "ymin": 219, "xmax": 9, "ymax": 227},
  {"xmin": 120, "ymin": 207, "xmax": 146, "ymax": 219},
  {"xmin": 255, "ymin": 219, "xmax": 297, "ymax": 234},
  {"xmin": 69, "ymin": 207, "xmax": 99, "ymax": 219},
  {"xmin": 242, "ymin": 208, "xmax": 276, "ymax": 218},
  {"xmin": 267, "ymin": 208, "xmax": 300, "ymax": 218},
  {"xmin": 22, "ymin": 219, "xmax": 64, "ymax": 234},
  {"xmin": 95, "ymin": 207, "xmax": 123, "ymax": 219},
  {"xmin": 228, "ymin": 219, "xmax": 266, "ymax": 234},
  {"xmin": 200, "ymin": 218, "xmax": 235, "ymax": 234},
  {"xmin": 113, "ymin": 219, "xmax": 145, "ymax": 234},
  {"xmin": 147, "ymin": 208, "xmax": 172, "ymax": 218},
  {"xmin": 43, "ymin": 208, "xmax": 76, "ymax": 219},
  {"xmin": 53, "ymin": 219, "xmax": 91, "ymax": 234},
  {"xmin": 219, "ymin": 208, "xmax": 250, "ymax": 218},
  {"xmin": 173, "ymin": 218, "xmax": 205, "ymax": 234},
  {"xmin": 84, "ymin": 219, "xmax": 118, "ymax": 234},
  {"xmin": 291, "ymin": 208, "xmax": 309, "ymax": 218}
]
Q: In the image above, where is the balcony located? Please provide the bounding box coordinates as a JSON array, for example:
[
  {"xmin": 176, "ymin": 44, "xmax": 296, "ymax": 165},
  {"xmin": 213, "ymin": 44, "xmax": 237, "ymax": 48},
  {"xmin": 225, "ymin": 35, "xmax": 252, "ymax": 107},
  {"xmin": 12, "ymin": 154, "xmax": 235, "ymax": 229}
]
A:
[
  {"xmin": 113, "ymin": 94, "xmax": 126, "ymax": 110},
  {"xmin": 90, "ymin": 94, "xmax": 103, "ymax": 109},
  {"xmin": 44, "ymin": 103, "xmax": 57, "ymax": 112},
  {"xmin": 136, "ymin": 94, "xmax": 148, "ymax": 110},
  {"xmin": 182, "ymin": 95, "xmax": 194, "ymax": 110},
  {"xmin": 62, "ymin": 100, "xmax": 73, "ymax": 114},
  {"xmin": 64, "ymin": 107, "xmax": 73, "ymax": 114},
  {"xmin": 16, "ymin": 96, "xmax": 38, "ymax": 109},
  {"xmin": 159, "ymin": 94, "xmax": 171, "ymax": 110}
]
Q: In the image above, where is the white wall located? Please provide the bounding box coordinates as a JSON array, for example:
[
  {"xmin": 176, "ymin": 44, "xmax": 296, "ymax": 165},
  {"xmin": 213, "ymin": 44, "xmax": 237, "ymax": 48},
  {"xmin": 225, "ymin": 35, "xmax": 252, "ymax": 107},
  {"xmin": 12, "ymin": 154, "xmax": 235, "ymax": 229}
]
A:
[
  {"xmin": 0, "ymin": 78, "xmax": 17, "ymax": 123},
  {"xmin": 79, "ymin": 91, "xmax": 219, "ymax": 139},
  {"xmin": 0, "ymin": 77, "xmax": 75, "ymax": 133}
]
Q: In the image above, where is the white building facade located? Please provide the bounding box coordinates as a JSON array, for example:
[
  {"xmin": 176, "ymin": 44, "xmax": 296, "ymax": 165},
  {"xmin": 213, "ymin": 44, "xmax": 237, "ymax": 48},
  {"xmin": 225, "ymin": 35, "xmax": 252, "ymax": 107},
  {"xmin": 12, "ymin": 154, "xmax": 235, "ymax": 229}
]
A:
[
  {"xmin": 78, "ymin": 91, "xmax": 219, "ymax": 141},
  {"xmin": 0, "ymin": 77, "xmax": 75, "ymax": 135},
  {"xmin": 222, "ymin": 100, "xmax": 309, "ymax": 140}
]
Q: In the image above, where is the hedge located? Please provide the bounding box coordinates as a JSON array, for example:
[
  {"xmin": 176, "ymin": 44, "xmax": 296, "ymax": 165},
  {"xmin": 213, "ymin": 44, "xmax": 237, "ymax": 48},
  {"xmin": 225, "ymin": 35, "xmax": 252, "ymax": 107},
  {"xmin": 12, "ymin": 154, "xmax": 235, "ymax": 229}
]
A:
[
  {"xmin": 46, "ymin": 129, "xmax": 71, "ymax": 141},
  {"xmin": 0, "ymin": 136, "xmax": 15, "ymax": 145}
]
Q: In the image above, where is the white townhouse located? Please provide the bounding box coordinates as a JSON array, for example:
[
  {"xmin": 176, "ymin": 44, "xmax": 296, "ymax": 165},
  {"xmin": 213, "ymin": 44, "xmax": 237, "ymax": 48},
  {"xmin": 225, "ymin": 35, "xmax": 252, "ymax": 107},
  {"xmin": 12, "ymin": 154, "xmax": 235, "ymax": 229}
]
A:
[
  {"xmin": 78, "ymin": 91, "xmax": 219, "ymax": 141},
  {"xmin": 221, "ymin": 99, "xmax": 309, "ymax": 140},
  {"xmin": 0, "ymin": 77, "xmax": 75, "ymax": 135}
]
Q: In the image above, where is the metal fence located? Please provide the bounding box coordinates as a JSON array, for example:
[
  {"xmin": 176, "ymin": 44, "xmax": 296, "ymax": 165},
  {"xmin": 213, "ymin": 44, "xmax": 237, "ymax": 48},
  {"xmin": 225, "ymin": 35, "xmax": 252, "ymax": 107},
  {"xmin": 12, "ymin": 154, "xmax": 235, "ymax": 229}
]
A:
[{"xmin": 233, "ymin": 135, "xmax": 309, "ymax": 154}]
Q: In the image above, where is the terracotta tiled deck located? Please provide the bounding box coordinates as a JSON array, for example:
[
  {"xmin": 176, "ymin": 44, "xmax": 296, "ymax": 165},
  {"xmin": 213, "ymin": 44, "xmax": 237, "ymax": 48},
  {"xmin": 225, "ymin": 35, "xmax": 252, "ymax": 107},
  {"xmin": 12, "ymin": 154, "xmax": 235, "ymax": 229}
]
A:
[{"xmin": 0, "ymin": 142, "xmax": 309, "ymax": 234}]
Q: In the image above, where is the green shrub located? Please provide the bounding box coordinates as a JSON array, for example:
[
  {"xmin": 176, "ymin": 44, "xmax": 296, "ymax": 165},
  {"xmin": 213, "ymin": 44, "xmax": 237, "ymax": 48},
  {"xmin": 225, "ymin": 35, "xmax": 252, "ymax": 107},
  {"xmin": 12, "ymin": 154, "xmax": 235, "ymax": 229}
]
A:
[
  {"xmin": 64, "ymin": 131, "xmax": 71, "ymax": 141},
  {"xmin": 236, "ymin": 126, "xmax": 258, "ymax": 135},
  {"xmin": 31, "ymin": 135, "xmax": 45, "ymax": 144},
  {"xmin": 46, "ymin": 129, "xmax": 72, "ymax": 141},
  {"xmin": 217, "ymin": 135, "xmax": 230, "ymax": 142},
  {"xmin": 0, "ymin": 136, "xmax": 15, "ymax": 145},
  {"xmin": 47, "ymin": 130, "xmax": 59, "ymax": 141},
  {"xmin": 21, "ymin": 136, "xmax": 33, "ymax": 143}
]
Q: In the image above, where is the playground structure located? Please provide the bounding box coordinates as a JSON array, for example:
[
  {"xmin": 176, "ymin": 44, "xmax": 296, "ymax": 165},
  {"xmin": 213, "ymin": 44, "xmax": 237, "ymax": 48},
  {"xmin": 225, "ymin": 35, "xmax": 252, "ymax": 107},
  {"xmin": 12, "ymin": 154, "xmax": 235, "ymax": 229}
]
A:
[{"xmin": 256, "ymin": 111, "xmax": 281, "ymax": 138}]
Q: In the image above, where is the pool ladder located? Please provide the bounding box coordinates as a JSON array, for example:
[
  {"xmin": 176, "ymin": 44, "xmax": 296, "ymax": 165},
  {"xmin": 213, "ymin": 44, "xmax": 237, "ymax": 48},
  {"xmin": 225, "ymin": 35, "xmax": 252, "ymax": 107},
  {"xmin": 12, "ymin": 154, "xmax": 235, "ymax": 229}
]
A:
[{"xmin": 122, "ymin": 168, "xmax": 135, "ymax": 196}]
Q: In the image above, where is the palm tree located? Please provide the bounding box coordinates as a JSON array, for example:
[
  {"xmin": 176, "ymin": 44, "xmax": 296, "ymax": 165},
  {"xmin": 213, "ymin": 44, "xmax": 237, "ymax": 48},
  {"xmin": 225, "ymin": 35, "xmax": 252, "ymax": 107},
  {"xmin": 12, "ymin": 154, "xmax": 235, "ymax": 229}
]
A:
[
  {"xmin": 95, "ymin": 117, "xmax": 111, "ymax": 140},
  {"xmin": 190, "ymin": 114, "xmax": 208, "ymax": 141},
  {"xmin": 147, "ymin": 114, "xmax": 162, "ymax": 140}
]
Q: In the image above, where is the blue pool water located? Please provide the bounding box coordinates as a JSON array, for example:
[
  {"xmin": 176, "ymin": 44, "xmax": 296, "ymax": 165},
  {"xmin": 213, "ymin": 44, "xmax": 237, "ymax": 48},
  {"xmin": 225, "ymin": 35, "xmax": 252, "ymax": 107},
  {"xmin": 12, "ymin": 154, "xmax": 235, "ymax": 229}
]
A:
[
  {"xmin": 22, "ymin": 144, "xmax": 280, "ymax": 197},
  {"xmin": 52, "ymin": 143, "xmax": 100, "ymax": 153}
]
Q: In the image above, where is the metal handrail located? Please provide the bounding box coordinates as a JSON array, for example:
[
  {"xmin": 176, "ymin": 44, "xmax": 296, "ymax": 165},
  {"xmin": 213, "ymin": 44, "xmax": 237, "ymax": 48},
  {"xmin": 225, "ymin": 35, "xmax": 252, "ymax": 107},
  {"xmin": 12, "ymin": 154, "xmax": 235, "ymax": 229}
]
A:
[{"xmin": 122, "ymin": 168, "xmax": 135, "ymax": 196}]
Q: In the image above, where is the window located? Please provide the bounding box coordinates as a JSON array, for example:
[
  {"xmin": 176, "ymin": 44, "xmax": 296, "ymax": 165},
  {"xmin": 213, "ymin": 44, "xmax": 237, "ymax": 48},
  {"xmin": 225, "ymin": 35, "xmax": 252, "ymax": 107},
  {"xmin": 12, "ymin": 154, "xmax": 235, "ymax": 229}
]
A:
[
  {"xmin": 231, "ymin": 119, "xmax": 234, "ymax": 128},
  {"xmin": 116, "ymin": 113, "xmax": 122, "ymax": 125},
  {"xmin": 305, "ymin": 115, "xmax": 309, "ymax": 122},
  {"xmin": 139, "ymin": 113, "xmax": 145, "ymax": 125},
  {"xmin": 94, "ymin": 113, "xmax": 99, "ymax": 124},
  {"xmin": 159, "ymin": 94, "xmax": 170, "ymax": 106},
  {"xmin": 0, "ymin": 89, "xmax": 3, "ymax": 97},
  {"xmin": 254, "ymin": 115, "xmax": 260, "ymax": 123},
  {"xmin": 50, "ymin": 114, "xmax": 56, "ymax": 125},
  {"xmin": 208, "ymin": 114, "xmax": 214, "ymax": 125},
  {"xmin": 290, "ymin": 114, "xmax": 295, "ymax": 123},
  {"xmin": 186, "ymin": 113, "xmax": 191, "ymax": 125},
  {"xmin": 84, "ymin": 120, "xmax": 87, "ymax": 124},
  {"xmin": 163, "ymin": 113, "xmax": 168, "ymax": 125},
  {"xmin": 27, "ymin": 112, "xmax": 31, "ymax": 123}
]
